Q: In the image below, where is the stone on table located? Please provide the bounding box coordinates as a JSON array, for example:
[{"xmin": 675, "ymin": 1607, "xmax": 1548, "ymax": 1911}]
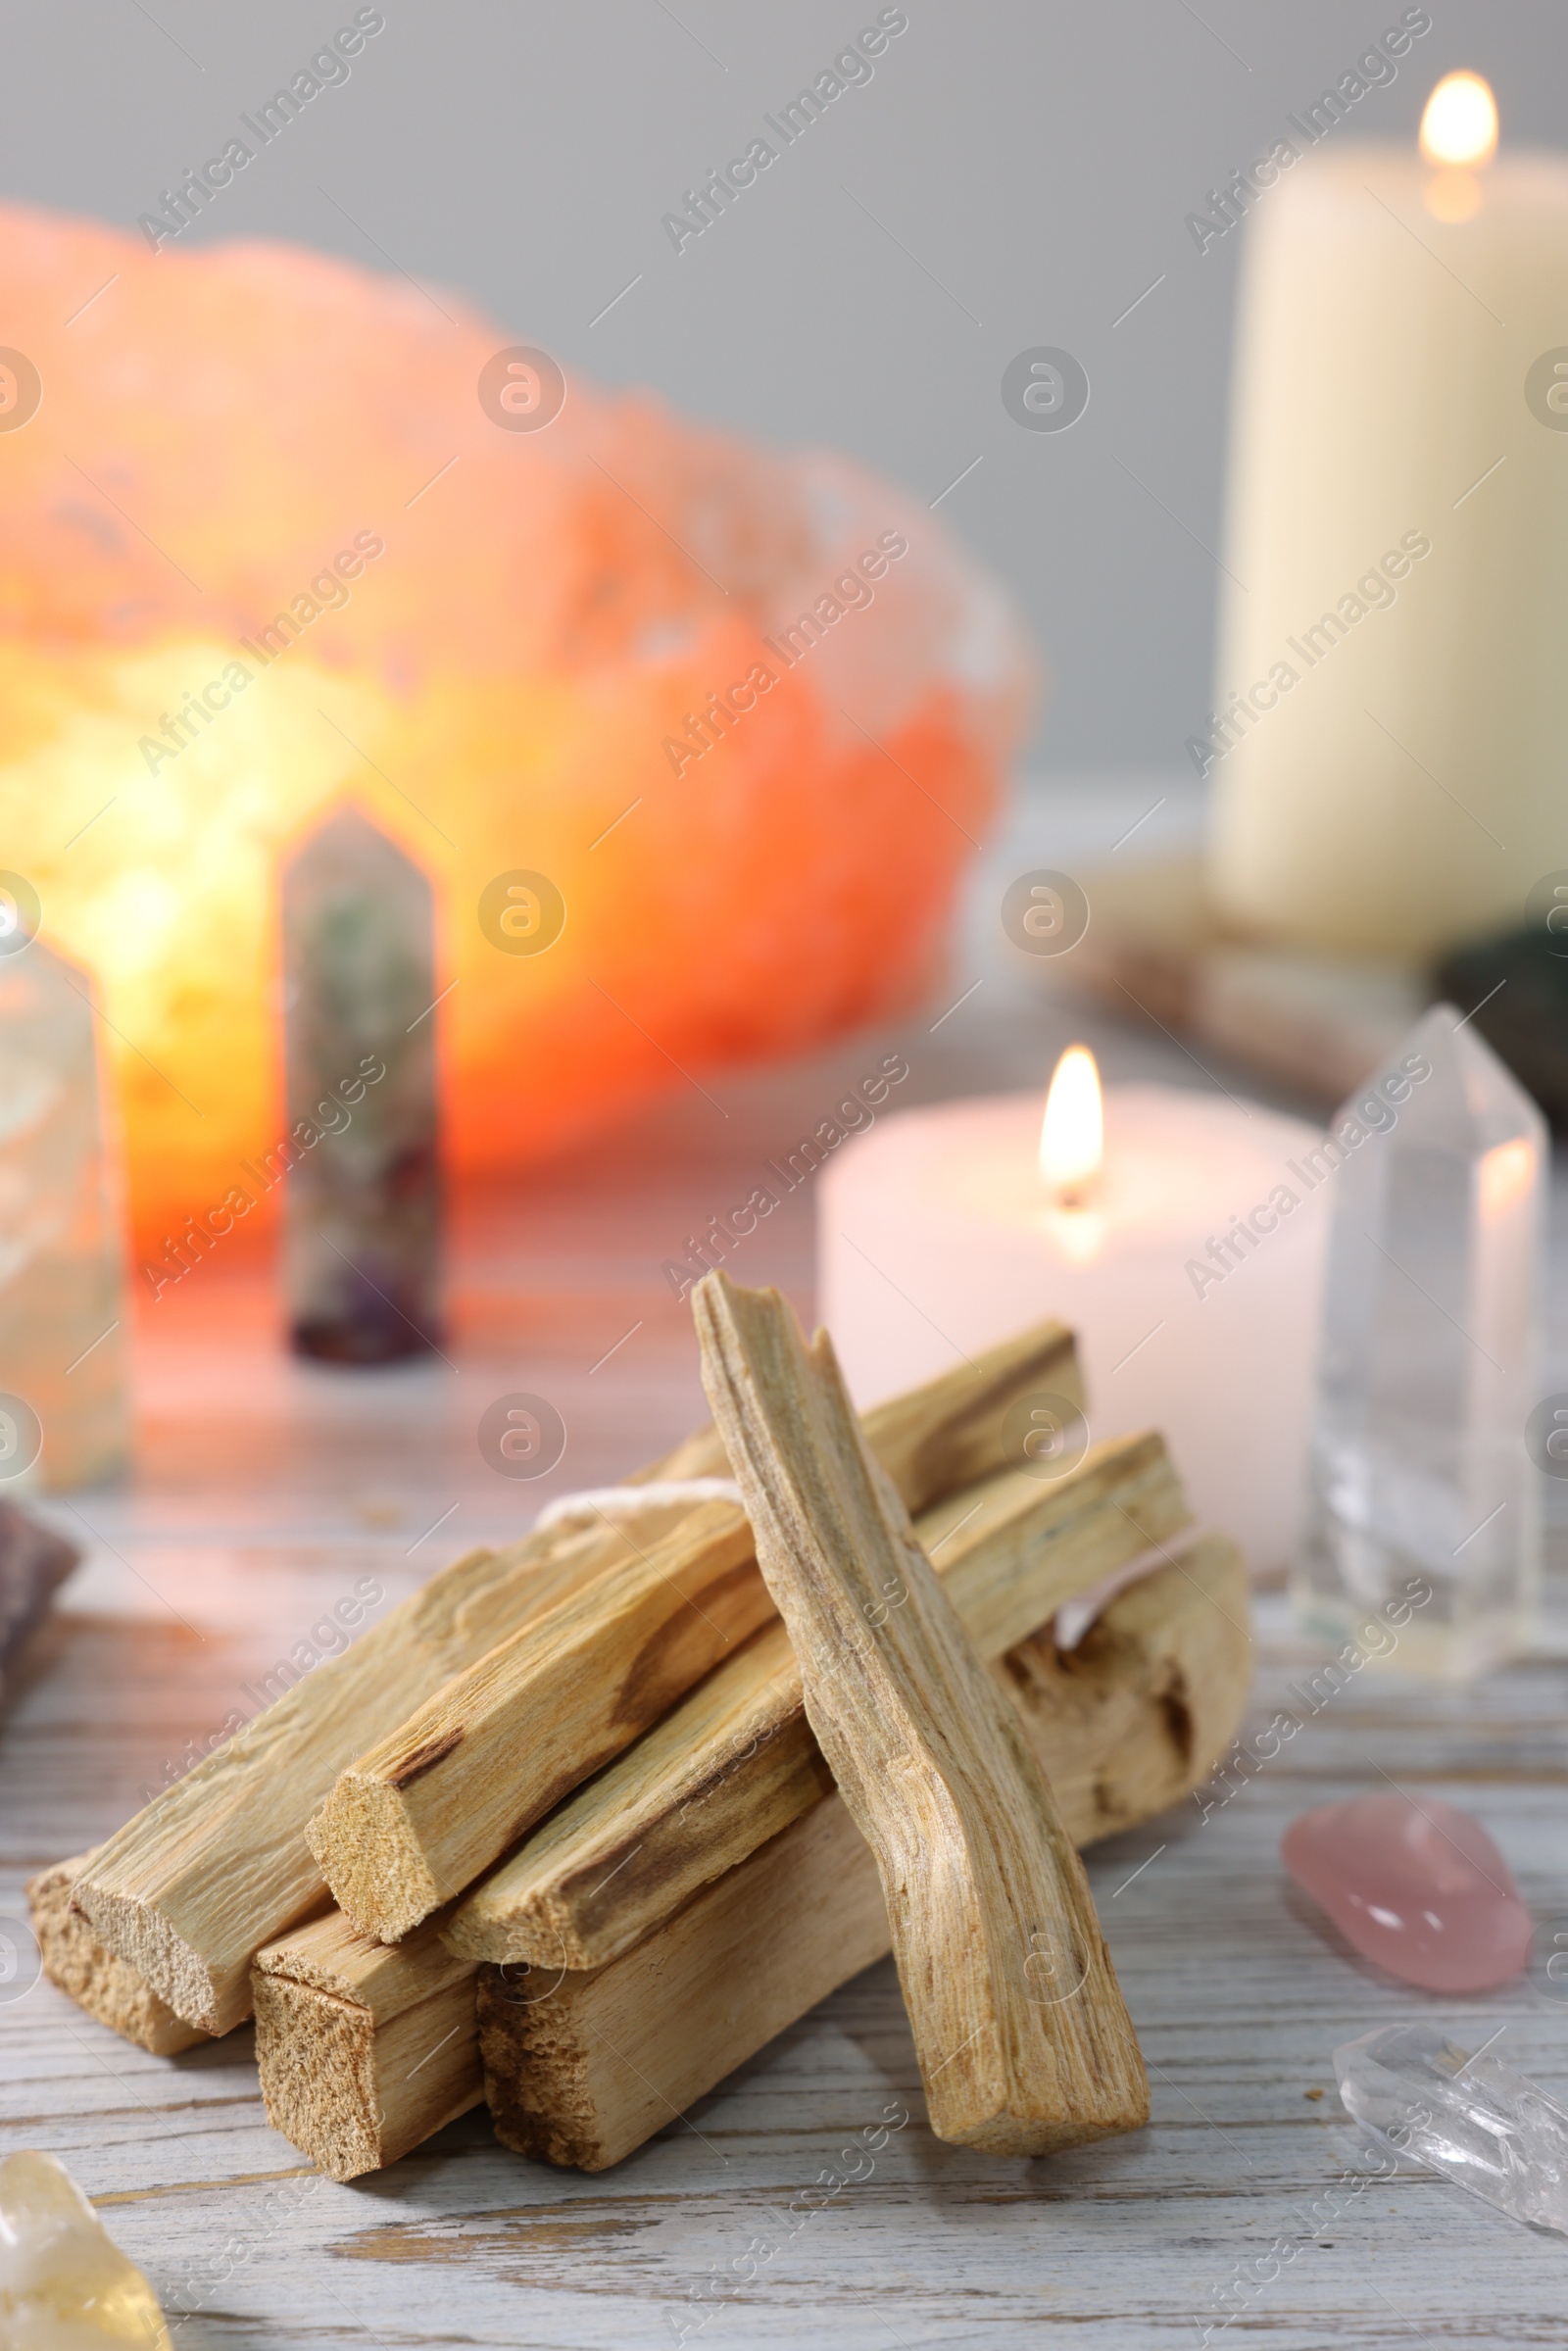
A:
[
  {"xmin": 1335, "ymin": 2022, "xmax": 1568, "ymax": 2236},
  {"xmin": 0, "ymin": 2149, "xmax": 171, "ymax": 2345},
  {"xmin": 0, "ymin": 940, "xmax": 129, "ymax": 1490},
  {"xmin": 0, "ymin": 1501, "xmax": 78, "ymax": 1715},
  {"xmin": 280, "ymin": 805, "xmax": 441, "ymax": 1363},
  {"xmin": 1284, "ymin": 1792, "xmax": 1531, "ymax": 1992},
  {"xmin": 1294, "ymin": 1003, "xmax": 1546, "ymax": 1676}
]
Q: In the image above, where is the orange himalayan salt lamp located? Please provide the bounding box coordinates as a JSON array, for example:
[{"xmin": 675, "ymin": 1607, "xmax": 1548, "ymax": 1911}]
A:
[{"xmin": 0, "ymin": 204, "xmax": 1032, "ymax": 1251}]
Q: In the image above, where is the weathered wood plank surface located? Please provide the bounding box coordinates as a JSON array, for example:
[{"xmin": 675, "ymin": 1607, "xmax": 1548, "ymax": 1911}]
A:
[{"xmin": 3, "ymin": 780, "xmax": 1566, "ymax": 2346}]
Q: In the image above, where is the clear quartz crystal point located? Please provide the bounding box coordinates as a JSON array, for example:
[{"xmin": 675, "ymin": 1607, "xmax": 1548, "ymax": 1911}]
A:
[
  {"xmin": 0, "ymin": 2150, "xmax": 172, "ymax": 2345},
  {"xmin": 1335, "ymin": 2023, "xmax": 1568, "ymax": 2236},
  {"xmin": 1294, "ymin": 1003, "xmax": 1544, "ymax": 1676},
  {"xmin": 0, "ymin": 940, "xmax": 129, "ymax": 1491},
  {"xmin": 279, "ymin": 803, "xmax": 442, "ymax": 1364}
]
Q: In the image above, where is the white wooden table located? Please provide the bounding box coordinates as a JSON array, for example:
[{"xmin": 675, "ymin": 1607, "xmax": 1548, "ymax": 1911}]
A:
[{"xmin": 4, "ymin": 781, "xmax": 1566, "ymax": 2347}]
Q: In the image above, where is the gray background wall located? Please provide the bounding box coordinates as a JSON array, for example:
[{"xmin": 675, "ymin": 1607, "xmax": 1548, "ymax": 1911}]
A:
[{"xmin": 5, "ymin": 0, "xmax": 1562, "ymax": 770}]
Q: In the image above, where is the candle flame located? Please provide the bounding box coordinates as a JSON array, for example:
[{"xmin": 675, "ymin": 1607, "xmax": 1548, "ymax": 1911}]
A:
[
  {"xmin": 1040, "ymin": 1045, "xmax": 1102, "ymax": 1206},
  {"xmin": 1419, "ymin": 72, "xmax": 1497, "ymax": 169}
]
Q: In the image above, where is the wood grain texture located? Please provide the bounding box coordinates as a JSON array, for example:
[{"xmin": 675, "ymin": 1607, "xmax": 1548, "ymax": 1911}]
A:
[
  {"xmin": 25, "ymin": 1852, "xmax": 210, "ymax": 2057},
  {"xmin": 73, "ymin": 1491, "xmax": 712, "ymax": 2035},
  {"xmin": 446, "ymin": 1434, "xmax": 1188, "ymax": 1970},
  {"xmin": 308, "ymin": 1319, "xmax": 1081, "ymax": 1942},
  {"xmin": 2, "ymin": 765, "xmax": 1558, "ymax": 2344},
  {"xmin": 16, "ymin": 1565, "xmax": 1556, "ymax": 2351},
  {"xmin": 253, "ymin": 1909, "xmax": 480, "ymax": 2180},
  {"xmin": 691, "ymin": 1271, "xmax": 1150, "ymax": 2156},
  {"xmin": 832, "ymin": 1313, "xmax": 1081, "ymax": 1513},
  {"xmin": 480, "ymin": 1537, "xmax": 1248, "ymax": 2173},
  {"xmin": 1001, "ymin": 1535, "xmax": 1250, "ymax": 1842},
  {"xmin": 4, "ymin": 1031, "xmax": 1558, "ymax": 2351},
  {"xmin": 253, "ymin": 1532, "xmax": 1248, "ymax": 2180},
  {"xmin": 306, "ymin": 1502, "xmax": 772, "ymax": 1942}
]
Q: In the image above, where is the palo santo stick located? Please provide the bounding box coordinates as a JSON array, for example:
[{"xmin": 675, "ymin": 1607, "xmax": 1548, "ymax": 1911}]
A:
[
  {"xmin": 253, "ymin": 1909, "xmax": 479, "ymax": 2180},
  {"xmin": 308, "ymin": 1320, "xmax": 1083, "ymax": 1943},
  {"xmin": 307, "ymin": 1503, "xmax": 771, "ymax": 1943},
  {"xmin": 75, "ymin": 1495, "xmax": 731, "ymax": 2035},
  {"xmin": 271, "ymin": 1534, "xmax": 1246, "ymax": 2180},
  {"xmin": 810, "ymin": 1313, "xmax": 1080, "ymax": 1511},
  {"xmin": 481, "ymin": 1534, "xmax": 1249, "ymax": 2173},
  {"xmin": 691, "ymin": 1272, "xmax": 1148, "ymax": 2157},
  {"xmin": 997, "ymin": 1536, "xmax": 1250, "ymax": 1840},
  {"xmin": 75, "ymin": 1321, "xmax": 1074, "ymax": 2032},
  {"xmin": 446, "ymin": 1432, "xmax": 1187, "ymax": 1970},
  {"xmin": 27, "ymin": 1854, "xmax": 211, "ymax": 2057}
]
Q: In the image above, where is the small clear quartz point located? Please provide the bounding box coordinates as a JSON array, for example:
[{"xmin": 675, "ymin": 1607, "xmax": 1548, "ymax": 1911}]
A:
[
  {"xmin": 1335, "ymin": 2022, "xmax": 1568, "ymax": 2236},
  {"xmin": 1295, "ymin": 1003, "xmax": 1545, "ymax": 1676}
]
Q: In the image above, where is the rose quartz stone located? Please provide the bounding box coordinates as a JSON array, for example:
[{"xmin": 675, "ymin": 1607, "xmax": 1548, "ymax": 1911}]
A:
[{"xmin": 1283, "ymin": 1791, "xmax": 1532, "ymax": 1992}]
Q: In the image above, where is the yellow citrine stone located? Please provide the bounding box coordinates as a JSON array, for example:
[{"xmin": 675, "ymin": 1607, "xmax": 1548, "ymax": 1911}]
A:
[{"xmin": 0, "ymin": 2151, "xmax": 171, "ymax": 2348}]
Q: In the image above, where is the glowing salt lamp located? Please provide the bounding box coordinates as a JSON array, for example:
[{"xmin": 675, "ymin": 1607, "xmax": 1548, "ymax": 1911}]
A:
[{"xmin": 0, "ymin": 205, "xmax": 1031, "ymax": 1250}]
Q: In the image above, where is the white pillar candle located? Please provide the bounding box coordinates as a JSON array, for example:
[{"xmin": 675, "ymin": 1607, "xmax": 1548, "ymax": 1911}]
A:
[
  {"xmin": 819, "ymin": 1068, "xmax": 1331, "ymax": 1576},
  {"xmin": 1205, "ymin": 75, "xmax": 1568, "ymax": 956}
]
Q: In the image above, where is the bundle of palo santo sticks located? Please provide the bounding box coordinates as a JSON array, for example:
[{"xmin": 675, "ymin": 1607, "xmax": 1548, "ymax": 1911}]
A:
[{"xmin": 33, "ymin": 1277, "xmax": 1251, "ymax": 2177}]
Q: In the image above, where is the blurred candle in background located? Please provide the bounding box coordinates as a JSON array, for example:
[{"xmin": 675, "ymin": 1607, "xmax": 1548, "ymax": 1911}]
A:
[
  {"xmin": 1206, "ymin": 73, "xmax": 1568, "ymax": 958},
  {"xmin": 280, "ymin": 806, "xmax": 442, "ymax": 1365}
]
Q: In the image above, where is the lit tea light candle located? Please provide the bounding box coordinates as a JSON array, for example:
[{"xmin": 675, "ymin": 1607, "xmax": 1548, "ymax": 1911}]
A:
[
  {"xmin": 1039, "ymin": 1044, "xmax": 1102, "ymax": 1209},
  {"xmin": 1207, "ymin": 73, "xmax": 1568, "ymax": 956},
  {"xmin": 820, "ymin": 1052, "xmax": 1332, "ymax": 1574}
]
